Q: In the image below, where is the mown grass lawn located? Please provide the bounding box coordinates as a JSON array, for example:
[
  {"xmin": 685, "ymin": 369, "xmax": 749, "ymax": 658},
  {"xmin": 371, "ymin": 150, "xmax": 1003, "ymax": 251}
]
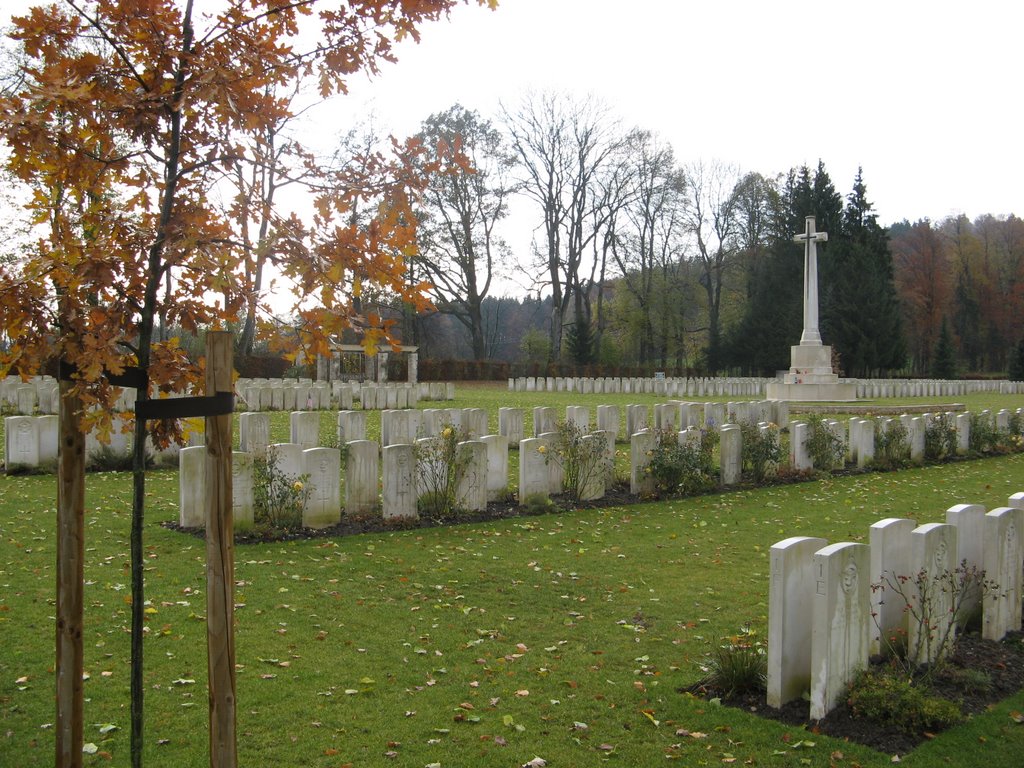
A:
[{"xmin": 1, "ymin": 385, "xmax": 1023, "ymax": 767}]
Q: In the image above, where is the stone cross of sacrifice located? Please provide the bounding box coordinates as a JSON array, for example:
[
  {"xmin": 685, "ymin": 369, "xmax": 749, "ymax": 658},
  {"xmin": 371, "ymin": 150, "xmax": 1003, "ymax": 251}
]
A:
[{"xmin": 794, "ymin": 215, "xmax": 828, "ymax": 346}]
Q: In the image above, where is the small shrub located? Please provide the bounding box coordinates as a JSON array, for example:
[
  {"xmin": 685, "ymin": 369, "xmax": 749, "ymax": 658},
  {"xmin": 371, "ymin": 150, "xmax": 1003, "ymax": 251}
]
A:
[
  {"xmin": 872, "ymin": 560, "xmax": 998, "ymax": 677},
  {"xmin": 740, "ymin": 422, "xmax": 780, "ymax": 482},
  {"xmin": 804, "ymin": 415, "xmax": 845, "ymax": 472},
  {"xmin": 968, "ymin": 412, "xmax": 1004, "ymax": 455},
  {"xmin": 544, "ymin": 420, "xmax": 608, "ymax": 502},
  {"xmin": 939, "ymin": 666, "xmax": 993, "ymax": 695},
  {"xmin": 872, "ymin": 420, "xmax": 911, "ymax": 470},
  {"xmin": 253, "ymin": 448, "xmax": 309, "ymax": 531},
  {"xmin": 414, "ymin": 424, "xmax": 470, "ymax": 520},
  {"xmin": 519, "ymin": 492, "xmax": 556, "ymax": 515},
  {"xmin": 924, "ymin": 413, "xmax": 958, "ymax": 461},
  {"xmin": 647, "ymin": 428, "xmax": 716, "ymax": 496},
  {"xmin": 847, "ymin": 670, "xmax": 962, "ymax": 733},
  {"xmin": 1009, "ymin": 411, "xmax": 1023, "ymax": 438}
]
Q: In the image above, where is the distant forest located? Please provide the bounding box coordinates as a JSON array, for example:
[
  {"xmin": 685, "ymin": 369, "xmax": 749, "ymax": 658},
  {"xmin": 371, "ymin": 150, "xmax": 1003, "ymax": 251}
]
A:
[{"xmin": 369, "ymin": 97, "xmax": 1023, "ymax": 379}]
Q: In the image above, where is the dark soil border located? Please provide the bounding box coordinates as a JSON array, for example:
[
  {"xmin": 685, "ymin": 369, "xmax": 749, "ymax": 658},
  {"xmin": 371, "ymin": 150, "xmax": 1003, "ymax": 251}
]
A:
[{"xmin": 685, "ymin": 630, "xmax": 1024, "ymax": 756}]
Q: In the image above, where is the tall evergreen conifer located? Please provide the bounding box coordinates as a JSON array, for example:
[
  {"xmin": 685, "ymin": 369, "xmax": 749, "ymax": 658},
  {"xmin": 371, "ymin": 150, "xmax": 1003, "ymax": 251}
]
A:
[
  {"xmin": 1008, "ymin": 337, "xmax": 1024, "ymax": 382},
  {"xmin": 931, "ymin": 318, "xmax": 958, "ymax": 379},
  {"xmin": 822, "ymin": 168, "xmax": 906, "ymax": 376}
]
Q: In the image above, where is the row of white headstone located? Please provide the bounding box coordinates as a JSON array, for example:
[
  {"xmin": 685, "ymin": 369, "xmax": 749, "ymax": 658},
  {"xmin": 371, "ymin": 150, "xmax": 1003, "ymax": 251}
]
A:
[
  {"xmin": 7, "ymin": 401, "xmax": 1020, "ymax": 473},
  {"xmin": 179, "ymin": 434, "xmax": 516, "ymax": 528},
  {"xmin": 0, "ymin": 376, "xmax": 455, "ymax": 419},
  {"xmin": 235, "ymin": 378, "xmax": 455, "ymax": 412},
  {"xmin": 788, "ymin": 408, "xmax": 1023, "ymax": 471},
  {"xmin": 507, "ymin": 375, "xmax": 1024, "ymax": 398},
  {"xmin": 768, "ymin": 494, "xmax": 1024, "ymax": 721},
  {"xmin": 3, "ymin": 413, "xmax": 199, "ymax": 471},
  {"xmin": 1, "ymin": 377, "xmax": 59, "ymax": 415},
  {"xmin": 509, "ymin": 376, "xmax": 771, "ymax": 397},
  {"xmin": 855, "ymin": 379, "xmax": 1024, "ymax": 398}
]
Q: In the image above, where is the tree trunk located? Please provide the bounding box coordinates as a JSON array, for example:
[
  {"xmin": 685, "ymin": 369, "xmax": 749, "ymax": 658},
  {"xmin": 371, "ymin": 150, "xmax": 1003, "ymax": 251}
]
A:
[
  {"xmin": 204, "ymin": 331, "xmax": 237, "ymax": 767},
  {"xmin": 130, "ymin": 384, "xmax": 148, "ymax": 768},
  {"xmin": 56, "ymin": 380, "xmax": 85, "ymax": 768}
]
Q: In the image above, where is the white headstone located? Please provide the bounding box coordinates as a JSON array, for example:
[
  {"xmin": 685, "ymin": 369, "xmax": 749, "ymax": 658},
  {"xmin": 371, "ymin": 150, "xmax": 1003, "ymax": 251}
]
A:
[
  {"xmin": 178, "ymin": 445, "xmax": 207, "ymax": 527},
  {"xmin": 629, "ymin": 430, "xmax": 656, "ymax": 496},
  {"xmin": 37, "ymin": 415, "xmax": 58, "ymax": 466},
  {"xmin": 337, "ymin": 410, "xmax": 367, "ymax": 444},
  {"xmin": 532, "ymin": 407, "xmax": 556, "ymax": 437},
  {"xmin": 955, "ymin": 412, "xmax": 971, "ymax": 453},
  {"xmin": 303, "ymin": 447, "xmax": 341, "ymax": 528},
  {"xmin": 856, "ymin": 418, "xmax": 875, "ymax": 468},
  {"xmin": 382, "ymin": 443, "xmax": 417, "ymax": 520},
  {"xmin": 566, "ymin": 405, "xmax": 589, "ymax": 432},
  {"xmin": 15, "ymin": 385, "xmax": 35, "ymax": 415},
  {"xmin": 791, "ymin": 422, "xmax": 811, "ymax": 471},
  {"xmin": 868, "ymin": 518, "xmax": 914, "ymax": 657},
  {"xmin": 596, "ymin": 404, "xmax": 620, "ymax": 440},
  {"xmin": 231, "ymin": 451, "xmax": 255, "ymax": 527},
  {"xmin": 455, "ymin": 441, "xmax": 487, "ymax": 512},
  {"xmin": 982, "ymin": 506, "xmax": 1024, "ymax": 641},
  {"xmin": 538, "ymin": 431, "xmax": 563, "ymax": 493},
  {"xmin": 908, "ymin": 522, "xmax": 958, "ymax": 665},
  {"xmin": 767, "ymin": 536, "xmax": 828, "ymax": 709},
  {"xmin": 626, "ymin": 404, "xmax": 648, "ymax": 436},
  {"xmin": 519, "ymin": 438, "xmax": 551, "ymax": 500},
  {"xmin": 290, "ymin": 411, "xmax": 320, "ymax": 449},
  {"xmin": 481, "ymin": 434, "xmax": 509, "ymax": 502},
  {"xmin": 653, "ymin": 403, "xmax": 676, "ymax": 431},
  {"xmin": 810, "ymin": 542, "xmax": 870, "ymax": 721},
  {"xmin": 5, "ymin": 416, "xmax": 39, "ymax": 470},
  {"xmin": 463, "ymin": 408, "xmax": 489, "ymax": 439},
  {"xmin": 577, "ymin": 434, "xmax": 605, "ymax": 502},
  {"xmin": 344, "ymin": 440, "xmax": 379, "ymax": 516},
  {"xmin": 267, "ymin": 443, "xmax": 304, "ymax": 482},
  {"xmin": 498, "ymin": 407, "xmax": 524, "ymax": 445},
  {"xmin": 908, "ymin": 417, "xmax": 926, "ymax": 462},
  {"xmin": 239, "ymin": 412, "xmax": 270, "ymax": 458},
  {"xmin": 719, "ymin": 425, "xmax": 741, "ymax": 486}
]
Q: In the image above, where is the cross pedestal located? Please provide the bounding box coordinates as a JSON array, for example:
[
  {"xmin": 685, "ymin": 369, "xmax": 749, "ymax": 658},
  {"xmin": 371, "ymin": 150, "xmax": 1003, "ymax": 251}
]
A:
[{"xmin": 765, "ymin": 216, "xmax": 858, "ymax": 402}]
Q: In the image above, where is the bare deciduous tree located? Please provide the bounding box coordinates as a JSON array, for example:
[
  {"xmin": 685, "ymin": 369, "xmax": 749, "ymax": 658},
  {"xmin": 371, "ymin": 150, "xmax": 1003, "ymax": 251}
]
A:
[
  {"xmin": 682, "ymin": 160, "xmax": 743, "ymax": 373},
  {"xmin": 414, "ymin": 105, "xmax": 516, "ymax": 359},
  {"xmin": 502, "ymin": 92, "xmax": 621, "ymax": 362}
]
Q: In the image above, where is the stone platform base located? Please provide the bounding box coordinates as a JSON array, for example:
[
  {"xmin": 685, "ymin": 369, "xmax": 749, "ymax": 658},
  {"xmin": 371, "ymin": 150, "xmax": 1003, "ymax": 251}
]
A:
[{"xmin": 765, "ymin": 381, "xmax": 859, "ymax": 402}]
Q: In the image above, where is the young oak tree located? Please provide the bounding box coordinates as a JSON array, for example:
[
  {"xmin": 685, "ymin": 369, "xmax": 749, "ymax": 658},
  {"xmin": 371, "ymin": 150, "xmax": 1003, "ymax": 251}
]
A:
[{"xmin": 0, "ymin": 2, "xmax": 492, "ymax": 766}]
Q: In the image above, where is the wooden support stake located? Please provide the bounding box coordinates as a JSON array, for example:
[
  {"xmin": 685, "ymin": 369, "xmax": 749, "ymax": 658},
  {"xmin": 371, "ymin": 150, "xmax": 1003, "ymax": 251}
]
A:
[
  {"xmin": 56, "ymin": 381, "xmax": 85, "ymax": 768},
  {"xmin": 205, "ymin": 331, "xmax": 236, "ymax": 767}
]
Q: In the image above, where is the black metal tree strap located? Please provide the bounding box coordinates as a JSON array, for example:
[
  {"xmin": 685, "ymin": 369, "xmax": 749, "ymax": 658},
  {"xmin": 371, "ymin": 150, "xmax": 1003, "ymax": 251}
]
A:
[
  {"xmin": 58, "ymin": 359, "xmax": 234, "ymax": 419},
  {"xmin": 137, "ymin": 391, "xmax": 234, "ymax": 420}
]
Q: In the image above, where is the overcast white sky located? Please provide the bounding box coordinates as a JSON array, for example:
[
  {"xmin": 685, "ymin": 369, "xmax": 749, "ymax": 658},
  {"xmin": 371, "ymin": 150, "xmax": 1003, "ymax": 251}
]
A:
[
  {"xmin": 336, "ymin": 0, "xmax": 1021, "ymax": 225},
  {"xmin": 4, "ymin": 0, "xmax": 1022, "ymax": 296}
]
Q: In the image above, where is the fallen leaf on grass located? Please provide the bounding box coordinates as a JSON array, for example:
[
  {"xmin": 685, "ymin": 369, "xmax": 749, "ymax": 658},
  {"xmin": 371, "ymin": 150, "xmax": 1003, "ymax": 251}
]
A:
[
  {"xmin": 1010, "ymin": 710, "xmax": 1024, "ymax": 724},
  {"xmin": 641, "ymin": 709, "xmax": 660, "ymax": 727}
]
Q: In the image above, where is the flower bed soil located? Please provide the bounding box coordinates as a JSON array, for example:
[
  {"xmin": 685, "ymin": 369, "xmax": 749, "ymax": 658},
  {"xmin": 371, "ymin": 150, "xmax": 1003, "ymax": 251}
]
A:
[{"xmin": 686, "ymin": 630, "xmax": 1024, "ymax": 757}]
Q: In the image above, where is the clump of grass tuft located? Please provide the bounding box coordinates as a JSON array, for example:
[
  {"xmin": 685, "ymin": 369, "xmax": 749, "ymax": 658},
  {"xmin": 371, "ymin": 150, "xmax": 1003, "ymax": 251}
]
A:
[{"xmin": 698, "ymin": 627, "xmax": 767, "ymax": 696}]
